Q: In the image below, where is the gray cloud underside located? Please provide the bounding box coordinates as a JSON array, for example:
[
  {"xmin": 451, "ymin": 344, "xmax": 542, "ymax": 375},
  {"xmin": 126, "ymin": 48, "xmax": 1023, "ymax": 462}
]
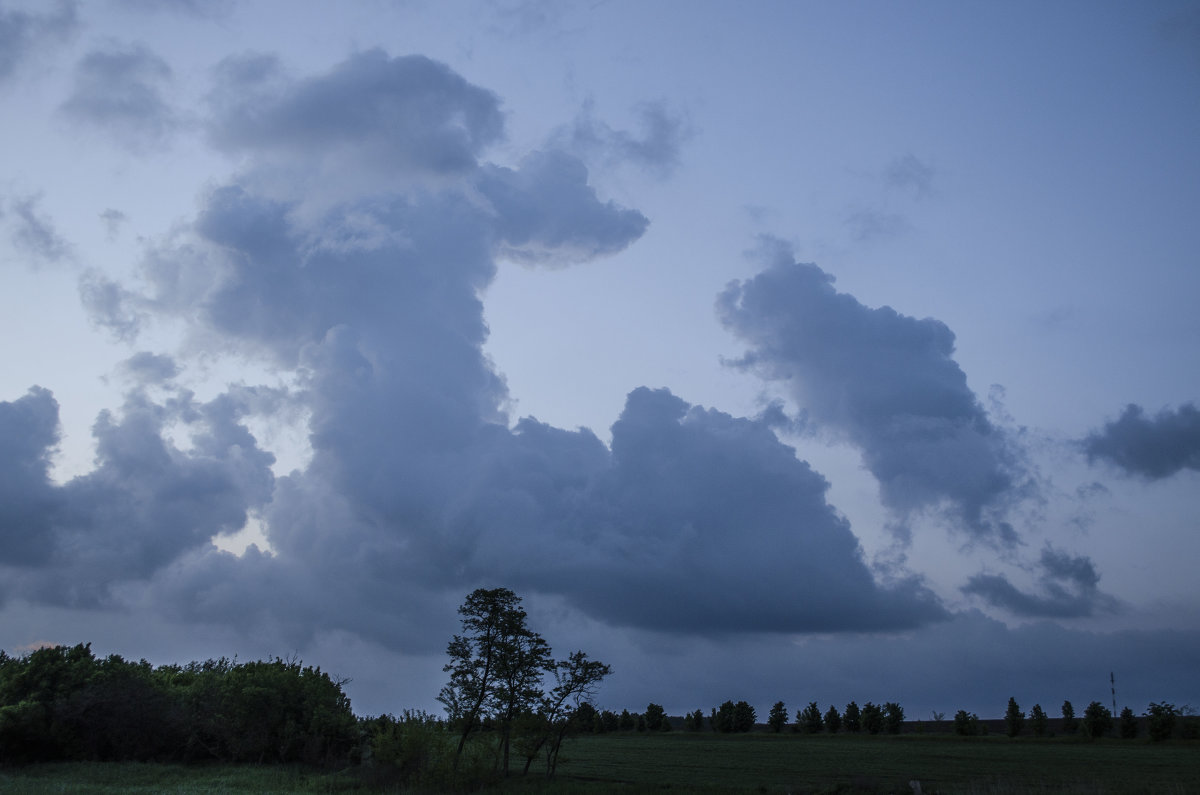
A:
[
  {"xmin": 962, "ymin": 546, "xmax": 1118, "ymax": 619},
  {"xmin": 717, "ymin": 239, "xmax": 1030, "ymax": 546},
  {"xmin": 4, "ymin": 194, "xmax": 72, "ymax": 265},
  {"xmin": 1082, "ymin": 402, "xmax": 1200, "ymax": 480},
  {"xmin": 0, "ymin": 49, "xmax": 952, "ymax": 644}
]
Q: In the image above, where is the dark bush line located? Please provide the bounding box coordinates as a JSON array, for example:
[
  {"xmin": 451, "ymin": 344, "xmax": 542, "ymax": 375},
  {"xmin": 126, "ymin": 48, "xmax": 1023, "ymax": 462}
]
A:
[{"xmin": 0, "ymin": 643, "xmax": 358, "ymax": 767}]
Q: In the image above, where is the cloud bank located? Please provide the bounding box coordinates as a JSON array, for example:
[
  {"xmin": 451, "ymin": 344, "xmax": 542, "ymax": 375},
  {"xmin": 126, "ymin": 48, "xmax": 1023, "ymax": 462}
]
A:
[
  {"xmin": 717, "ymin": 239, "xmax": 1030, "ymax": 545},
  {"xmin": 1083, "ymin": 403, "xmax": 1200, "ymax": 480}
]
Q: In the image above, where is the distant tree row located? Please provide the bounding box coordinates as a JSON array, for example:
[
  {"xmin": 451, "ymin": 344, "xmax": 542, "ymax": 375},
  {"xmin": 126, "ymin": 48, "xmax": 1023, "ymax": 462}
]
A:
[
  {"xmin": 759, "ymin": 700, "xmax": 905, "ymax": 735},
  {"xmin": 0, "ymin": 643, "xmax": 358, "ymax": 766},
  {"xmin": 953, "ymin": 697, "xmax": 1199, "ymax": 740}
]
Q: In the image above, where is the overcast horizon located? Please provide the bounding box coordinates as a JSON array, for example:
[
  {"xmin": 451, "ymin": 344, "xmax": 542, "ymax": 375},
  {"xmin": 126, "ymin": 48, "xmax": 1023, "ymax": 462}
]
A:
[{"xmin": 1, "ymin": 0, "xmax": 1198, "ymax": 721}]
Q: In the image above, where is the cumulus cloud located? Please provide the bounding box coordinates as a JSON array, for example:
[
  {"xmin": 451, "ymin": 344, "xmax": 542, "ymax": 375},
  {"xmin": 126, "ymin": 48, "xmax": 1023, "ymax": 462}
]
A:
[
  {"xmin": 22, "ymin": 50, "xmax": 954, "ymax": 646},
  {"xmin": 207, "ymin": 49, "xmax": 504, "ymax": 180},
  {"xmin": 59, "ymin": 42, "xmax": 179, "ymax": 151},
  {"xmin": 0, "ymin": 0, "xmax": 77, "ymax": 82},
  {"xmin": 1082, "ymin": 403, "xmax": 1200, "ymax": 480},
  {"xmin": 718, "ymin": 238, "xmax": 1029, "ymax": 545},
  {"xmin": 962, "ymin": 546, "xmax": 1119, "ymax": 618},
  {"xmin": 0, "ymin": 384, "xmax": 277, "ymax": 608}
]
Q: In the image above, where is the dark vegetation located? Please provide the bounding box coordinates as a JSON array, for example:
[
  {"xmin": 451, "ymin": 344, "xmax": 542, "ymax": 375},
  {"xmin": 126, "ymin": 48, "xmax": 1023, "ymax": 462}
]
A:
[{"xmin": 2, "ymin": 588, "xmax": 1197, "ymax": 792}]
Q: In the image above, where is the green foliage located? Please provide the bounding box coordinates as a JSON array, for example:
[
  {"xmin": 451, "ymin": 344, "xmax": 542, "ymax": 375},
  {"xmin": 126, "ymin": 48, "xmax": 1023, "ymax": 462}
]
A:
[
  {"xmin": 1147, "ymin": 701, "xmax": 1179, "ymax": 741},
  {"xmin": 1030, "ymin": 703, "xmax": 1048, "ymax": 737},
  {"xmin": 711, "ymin": 700, "xmax": 756, "ymax": 733},
  {"xmin": 843, "ymin": 701, "xmax": 861, "ymax": 733},
  {"xmin": 823, "ymin": 704, "xmax": 841, "ymax": 734},
  {"xmin": 1119, "ymin": 706, "xmax": 1138, "ymax": 739},
  {"xmin": 1061, "ymin": 700, "xmax": 1078, "ymax": 735},
  {"xmin": 883, "ymin": 702, "xmax": 904, "ymax": 734},
  {"xmin": 767, "ymin": 701, "xmax": 787, "ymax": 733},
  {"xmin": 685, "ymin": 708, "xmax": 705, "ymax": 732},
  {"xmin": 0, "ymin": 644, "xmax": 356, "ymax": 767},
  {"xmin": 860, "ymin": 701, "xmax": 883, "ymax": 735},
  {"xmin": 600, "ymin": 709, "xmax": 620, "ymax": 733},
  {"xmin": 797, "ymin": 701, "xmax": 822, "ymax": 734},
  {"xmin": 954, "ymin": 709, "xmax": 980, "ymax": 736},
  {"xmin": 618, "ymin": 708, "xmax": 635, "ymax": 731},
  {"xmin": 1082, "ymin": 701, "xmax": 1112, "ymax": 739},
  {"xmin": 1005, "ymin": 697, "xmax": 1025, "ymax": 738}
]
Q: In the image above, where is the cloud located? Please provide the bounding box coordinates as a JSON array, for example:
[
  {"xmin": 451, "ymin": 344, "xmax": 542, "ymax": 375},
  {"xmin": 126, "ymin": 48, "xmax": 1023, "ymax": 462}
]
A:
[
  {"xmin": 844, "ymin": 206, "xmax": 909, "ymax": 242},
  {"xmin": 78, "ymin": 269, "xmax": 144, "ymax": 341},
  {"xmin": 4, "ymin": 194, "xmax": 73, "ymax": 266},
  {"xmin": 0, "ymin": 384, "xmax": 277, "ymax": 608},
  {"xmin": 116, "ymin": 0, "xmax": 236, "ymax": 18},
  {"xmin": 885, "ymin": 154, "xmax": 935, "ymax": 199},
  {"xmin": 0, "ymin": 0, "xmax": 77, "ymax": 82},
  {"xmin": 117, "ymin": 352, "xmax": 179, "ymax": 385},
  {"xmin": 24, "ymin": 50, "xmax": 954, "ymax": 646},
  {"xmin": 100, "ymin": 208, "xmax": 127, "ymax": 239},
  {"xmin": 207, "ymin": 49, "xmax": 504, "ymax": 179},
  {"xmin": 59, "ymin": 43, "xmax": 179, "ymax": 151},
  {"xmin": 557, "ymin": 99, "xmax": 690, "ymax": 177},
  {"xmin": 1082, "ymin": 403, "xmax": 1200, "ymax": 480},
  {"xmin": 962, "ymin": 546, "xmax": 1119, "ymax": 619},
  {"xmin": 717, "ymin": 238, "xmax": 1030, "ymax": 545}
]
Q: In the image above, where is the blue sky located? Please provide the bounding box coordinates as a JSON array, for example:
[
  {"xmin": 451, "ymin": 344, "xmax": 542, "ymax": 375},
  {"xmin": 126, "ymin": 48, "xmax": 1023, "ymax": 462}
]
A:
[{"xmin": 1, "ymin": 0, "xmax": 1198, "ymax": 720}]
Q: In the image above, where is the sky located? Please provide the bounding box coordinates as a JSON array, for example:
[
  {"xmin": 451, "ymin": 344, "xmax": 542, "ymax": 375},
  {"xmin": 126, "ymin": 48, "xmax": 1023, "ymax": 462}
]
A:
[{"xmin": 1, "ymin": 0, "xmax": 1199, "ymax": 722}]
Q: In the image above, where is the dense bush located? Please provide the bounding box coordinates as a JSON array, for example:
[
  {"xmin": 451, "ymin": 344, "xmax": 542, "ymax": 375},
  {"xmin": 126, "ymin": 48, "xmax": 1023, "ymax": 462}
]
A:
[
  {"xmin": 954, "ymin": 710, "xmax": 980, "ymax": 736},
  {"xmin": 1082, "ymin": 701, "xmax": 1113, "ymax": 739},
  {"xmin": 0, "ymin": 644, "xmax": 357, "ymax": 767}
]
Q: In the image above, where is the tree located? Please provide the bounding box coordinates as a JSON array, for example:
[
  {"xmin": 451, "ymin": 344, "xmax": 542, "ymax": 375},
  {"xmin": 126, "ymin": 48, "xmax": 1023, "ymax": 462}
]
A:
[
  {"xmin": 861, "ymin": 702, "xmax": 883, "ymax": 735},
  {"xmin": 537, "ymin": 651, "xmax": 611, "ymax": 777},
  {"xmin": 618, "ymin": 709, "xmax": 635, "ymax": 731},
  {"xmin": 712, "ymin": 700, "xmax": 756, "ymax": 733},
  {"xmin": 1119, "ymin": 707, "xmax": 1138, "ymax": 739},
  {"xmin": 1146, "ymin": 702, "xmax": 1178, "ymax": 741},
  {"xmin": 734, "ymin": 701, "xmax": 757, "ymax": 732},
  {"xmin": 644, "ymin": 703, "xmax": 666, "ymax": 732},
  {"xmin": 1061, "ymin": 700, "xmax": 1078, "ymax": 735},
  {"xmin": 843, "ymin": 701, "xmax": 861, "ymax": 733},
  {"xmin": 883, "ymin": 702, "xmax": 904, "ymax": 734},
  {"xmin": 954, "ymin": 710, "xmax": 980, "ymax": 736},
  {"xmin": 824, "ymin": 704, "xmax": 842, "ymax": 734},
  {"xmin": 798, "ymin": 702, "xmax": 823, "ymax": 734},
  {"xmin": 686, "ymin": 709, "xmax": 705, "ymax": 732},
  {"xmin": 1082, "ymin": 701, "xmax": 1113, "ymax": 738},
  {"xmin": 439, "ymin": 587, "xmax": 549, "ymax": 772},
  {"xmin": 1029, "ymin": 704, "xmax": 1048, "ymax": 737},
  {"xmin": 767, "ymin": 701, "xmax": 788, "ymax": 733},
  {"xmin": 1005, "ymin": 697, "xmax": 1024, "ymax": 738}
]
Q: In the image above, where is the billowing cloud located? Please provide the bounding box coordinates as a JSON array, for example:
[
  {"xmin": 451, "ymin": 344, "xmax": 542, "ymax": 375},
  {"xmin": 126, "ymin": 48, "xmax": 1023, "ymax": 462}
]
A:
[
  {"xmin": 0, "ymin": 388, "xmax": 61, "ymax": 568},
  {"xmin": 718, "ymin": 238, "xmax": 1029, "ymax": 545},
  {"xmin": 46, "ymin": 50, "xmax": 950, "ymax": 646},
  {"xmin": 962, "ymin": 546, "xmax": 1119, "ymax": 618},
  {"xmin": 59, "ymin": 43, "xmax": 179, "ymax": 151},
  {"xmin": 1082, "ymin": 403, "xmax": 1200, "ymax": 480},
  {"xmin": 207, "ymin": 49, "xmax": 504, "ymax": 179},
  {"xmin": 0, "ymin": 0, "xmax": 77, "ymax": 82}
]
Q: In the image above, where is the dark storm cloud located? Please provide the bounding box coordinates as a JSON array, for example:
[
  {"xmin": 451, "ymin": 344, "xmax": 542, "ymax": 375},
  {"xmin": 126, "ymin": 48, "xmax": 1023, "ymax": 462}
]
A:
[
  {"xmin": 962, "ymin": 546, "xmax": 1119, "ymax": 619},
  {"xmin": 0, "ymin": 0, "xmax": 77, "ymax": 82},
  {"xmin": 59, "ymin": 43, "xmax": 178, "ymax": 151},
  {"xmin": 0, "ymin": 388, "xmax": 61, "ymax": 567},
  {"xmin": 207, "ymin": 49, "xmax": 504, "ymax": 176},
  {"xmin": 717, "ymin": 238, "xmax": 1028, "ymax": 545},
  {"xmin": 0, "ymin": 384, "xmax": 277, "ymax": 608},
  {"xmin": 1082, "ymin": 403, "xmax": 1200, "ymax": 480},
  {"xmin": 5, "ymin": 194, "xmax": 72, "ymax": 265}
]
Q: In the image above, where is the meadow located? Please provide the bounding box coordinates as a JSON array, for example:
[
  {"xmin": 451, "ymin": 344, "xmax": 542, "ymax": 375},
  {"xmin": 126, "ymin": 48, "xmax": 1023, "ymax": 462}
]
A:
[{"xmin": 2, "ymin": 732, "xmax": 1197, "ymax": 794}]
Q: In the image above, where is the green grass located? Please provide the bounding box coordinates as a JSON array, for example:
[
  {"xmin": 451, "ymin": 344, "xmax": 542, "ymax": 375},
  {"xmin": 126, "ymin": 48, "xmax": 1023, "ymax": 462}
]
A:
[{"xmin": 1, "ymin": 735, "xmax": 1197, "ymax": 794}]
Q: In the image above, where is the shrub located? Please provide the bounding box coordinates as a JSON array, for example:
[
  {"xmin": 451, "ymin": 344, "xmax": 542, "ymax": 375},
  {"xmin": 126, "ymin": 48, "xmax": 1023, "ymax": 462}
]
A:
[
  {"xmin": 1119, "ymin": 707, "xmax": 1138, "ymax": 739},
  {"xmin": 954, "ymin": 710, "xmax": 980, "ymax": 736},
  {"xmin": 1082, "ymin": 701, "xmax": 1113, "ymax": 738},
  {"xmin": 1147, "ymin": 702, "xmax": 1178, "ymax": 741}
]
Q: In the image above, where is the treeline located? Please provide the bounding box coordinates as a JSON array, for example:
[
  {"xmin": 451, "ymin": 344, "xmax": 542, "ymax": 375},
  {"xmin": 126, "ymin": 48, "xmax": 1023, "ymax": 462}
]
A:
[
  {"xmin": 954, "ymin": 697, "xmax": 1200, "ymax": 740},
  {"xmin": 0, "ymin": 643, "xmax": 358, "ymax": 766}
]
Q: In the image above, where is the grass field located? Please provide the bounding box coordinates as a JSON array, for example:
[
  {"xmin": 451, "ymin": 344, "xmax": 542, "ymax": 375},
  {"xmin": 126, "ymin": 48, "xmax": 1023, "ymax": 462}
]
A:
[{"xmin": 1, "ymin": 734, "xmax": 1197, "ymax": 794}]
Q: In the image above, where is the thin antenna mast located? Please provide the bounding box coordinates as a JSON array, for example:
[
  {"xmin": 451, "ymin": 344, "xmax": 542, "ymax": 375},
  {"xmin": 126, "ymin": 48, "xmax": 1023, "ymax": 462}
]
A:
[{"xmin": 1111, "ymin": 671, "xmax": 1117, "ymax": 714}]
